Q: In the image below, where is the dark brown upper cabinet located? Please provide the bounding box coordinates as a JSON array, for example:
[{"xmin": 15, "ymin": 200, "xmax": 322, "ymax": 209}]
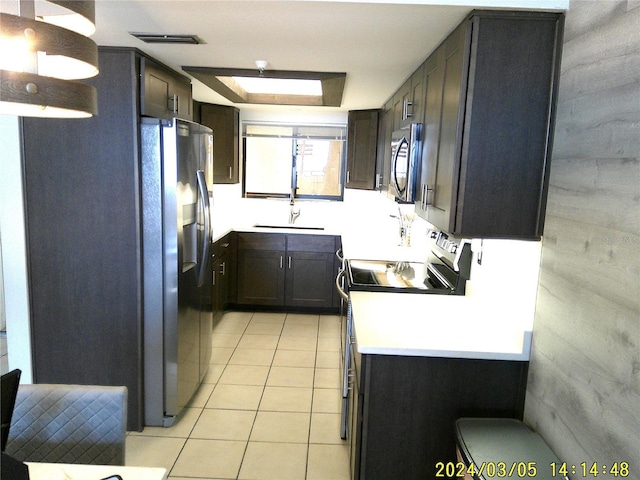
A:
[
  {"xmin": 140, "ymin": 57, "xmax": 192, "ymax": 121},
  {"xmin": 394, "ymin": 64, "xmax": 428, "ymax": 131},
  {"xmin": 198, "ymin": 103, "xmax": 240, "ymax": 184},
  {"xmin": 415, "ymin": 45, "xmax": 446, "ymax": 221},
  {"xmin": 393, "ymin": 78, "xmax": 412, "ymax": 130},
  {"xmin": 346, "ymin": 109, "xmax": 380, "ymax": 190},
  {"xmin": 415, "ymin": 10, "xmax": 564, "ymax": 239},
  {"xmin": 375, "ymin": 99, "xmax": 395, "ymax": 191}
]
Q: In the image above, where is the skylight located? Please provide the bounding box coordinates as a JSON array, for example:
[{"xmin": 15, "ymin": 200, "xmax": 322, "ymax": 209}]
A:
[
  {"xmin": 231, "ymin": 76, "xmax": 322, "ymax": 96},
  {"xmin": 182, "ymin": 66, "xmax": 346, "ymax": 107}
]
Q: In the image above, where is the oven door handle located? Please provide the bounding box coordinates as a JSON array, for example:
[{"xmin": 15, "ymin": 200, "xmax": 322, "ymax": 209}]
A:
[
  {"xmin": 335, "ymin": 269, "xmax": 349, "ymax": 301},
  {"xmin": 427, "ymin": 263, "xmax": 454, "ymax": 290}
]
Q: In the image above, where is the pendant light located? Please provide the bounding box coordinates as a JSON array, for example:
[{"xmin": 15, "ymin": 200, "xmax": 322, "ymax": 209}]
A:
[{"xmin": 0, "ymin": 0, "xmax": 99, "ymax": 118}]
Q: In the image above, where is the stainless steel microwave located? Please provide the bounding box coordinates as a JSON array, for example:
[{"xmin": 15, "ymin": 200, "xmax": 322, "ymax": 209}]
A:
[{"xmin": 389, "ymin": 124, "xmax": 421, "ymax": 203}]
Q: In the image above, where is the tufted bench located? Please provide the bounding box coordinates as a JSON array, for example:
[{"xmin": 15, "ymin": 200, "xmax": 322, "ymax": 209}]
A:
[{"xmin": 5, "ymin": 384, "xmax": 127, "ymax": 465}]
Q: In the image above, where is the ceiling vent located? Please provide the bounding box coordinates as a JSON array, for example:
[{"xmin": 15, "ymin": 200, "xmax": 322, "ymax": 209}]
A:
[{"xmin": 131, "ymin": 33, "xmax": 204, "ymax": 44}]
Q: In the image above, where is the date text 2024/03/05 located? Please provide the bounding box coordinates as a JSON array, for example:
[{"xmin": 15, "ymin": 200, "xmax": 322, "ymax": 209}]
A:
[{"xmin": 434, "ymin": 461, "xmax": 631, "ymax": 478}]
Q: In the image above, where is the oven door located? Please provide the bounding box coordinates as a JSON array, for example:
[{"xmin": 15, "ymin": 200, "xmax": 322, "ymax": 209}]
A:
[{"xmin": 335, "ymin": 268, "xmax": 351, "ymax": 440}]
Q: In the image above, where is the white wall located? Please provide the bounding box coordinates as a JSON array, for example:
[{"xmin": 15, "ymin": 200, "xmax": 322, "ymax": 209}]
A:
[{"xmin": 0, "ymin": 115, "xmax": 33, "ymax": 382}]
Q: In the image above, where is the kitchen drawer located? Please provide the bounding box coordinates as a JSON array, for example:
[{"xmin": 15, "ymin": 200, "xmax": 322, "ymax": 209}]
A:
[
  {"xmin": 237, "ymin": 232, "xmax": 285, "ymax": 250},
  {"xmin": 286, "ymin": 234, "xmax": 336, "ymax": 253}
]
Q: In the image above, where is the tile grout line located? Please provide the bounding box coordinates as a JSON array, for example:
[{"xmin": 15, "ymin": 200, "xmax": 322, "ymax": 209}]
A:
[
  {"xmin": 235, "ymin": 311, "xmax": 319, "ymax": 479},
  {"xmin": 234, "ymin": 311, "xmax": 281, "ymax": 480},
  {"xmin": 167, "ymin": 311, "xmax": 252, "ymax": 479},
  {"xmin": 304, "ymin": 313, "xmax": 320, "ymax": 480},
  {"xmin": 159, "ymin": 311, "xmax": 342, "ymax": 479}
]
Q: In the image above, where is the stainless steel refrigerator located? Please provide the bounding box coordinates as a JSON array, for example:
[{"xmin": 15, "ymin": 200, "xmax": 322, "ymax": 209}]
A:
[{"xmin": 140, "ymin": 118, "xmax": 214, "ymax": 427}]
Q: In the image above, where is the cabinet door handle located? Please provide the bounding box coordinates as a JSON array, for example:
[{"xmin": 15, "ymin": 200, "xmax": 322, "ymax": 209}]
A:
[
  {"xmin": 169, "ymin": 94, "xmax": 178, "ymax": 114},
  {"xmin": 403, "ymin": 99, "xmax": 413, "ymax": 121},
  {"xmin": 346, "ymin": 171, "xmax": 350, "ymax": 184},
  {"xmin": 280, "ymin": 256, "xmax": 283, "ymax": 269},
  {"xmin": 228, "ymin": 166, "xmax": 233, "ymax": 179},
  {"xmin": 211, "ymin": 256, "xmax": 216, "ymax": 286},
  {"xmin": 288, "ymin": 256, "xmax": 292, "ymax": 269},
  {"xmin": 426, "ymin": 186, "xmax": 435, "ymax": 206}
]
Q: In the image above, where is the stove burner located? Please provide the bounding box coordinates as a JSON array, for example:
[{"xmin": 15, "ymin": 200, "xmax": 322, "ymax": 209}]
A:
[{"xmin": 345, "ymin": 241, "xmax": 472, "ymax": 295}]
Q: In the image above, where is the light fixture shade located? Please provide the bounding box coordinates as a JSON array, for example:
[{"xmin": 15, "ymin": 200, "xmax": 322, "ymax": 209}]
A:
[
  {"xmin": 0, "ymin": 13, "xmax": 98, "ymax": 79},
  {"xmin": 0, "ymin": 0, "xmax": 98, "ymax": 118},
  {"xmin": 44, "ymin": 0, "xmax": 96, "ymax": 36},
  {"xmin": 0, "ymin": 69, "xmax": 97, "ymax": 117}
]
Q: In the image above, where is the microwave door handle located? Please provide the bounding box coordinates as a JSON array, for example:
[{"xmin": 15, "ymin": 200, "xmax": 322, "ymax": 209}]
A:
[
  {"xmin": 196, "ymin": 170, "xmax": 211, "ymax": 287},
  {"xmin": 392, "ymin": 142, "xmax": 402, "ymax": 194},
  {"xmin": 392, "ymin": 136, "xmax": 408, "ymax": 196}
]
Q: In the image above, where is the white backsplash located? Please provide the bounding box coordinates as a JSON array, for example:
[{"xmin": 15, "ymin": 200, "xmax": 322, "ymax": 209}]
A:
[
  {"xmin": 466, "ymin": 239, "xmax": 542, "ymax": 331},
  {"xmin": 208, "ymin": 184, "xmax": 542, "ymax": 331},
  {"xmin": 210, "ymin": 185, "xmax": 431, "ymax": 253}
]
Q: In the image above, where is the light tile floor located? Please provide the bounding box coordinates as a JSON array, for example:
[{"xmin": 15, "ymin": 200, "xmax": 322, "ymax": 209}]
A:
[{"xmin": 126, "ymin": 311, "xmax": 350, "ymax": 480}]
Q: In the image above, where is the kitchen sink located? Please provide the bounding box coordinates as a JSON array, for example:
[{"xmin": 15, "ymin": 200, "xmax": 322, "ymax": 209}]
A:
[{"xmin": 253, "ymin": 223, "xmax": 325, "ymax": 230}]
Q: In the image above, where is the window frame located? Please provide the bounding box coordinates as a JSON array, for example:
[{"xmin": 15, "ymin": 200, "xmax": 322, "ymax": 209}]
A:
[{"xmin": 242, "ymin": 121, "xmax": 347, "ymax": 201}]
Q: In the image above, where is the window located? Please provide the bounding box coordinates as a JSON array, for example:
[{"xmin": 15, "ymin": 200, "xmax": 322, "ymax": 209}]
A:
[{"xmin": 243, "ymin": 122, "xmax": 346, "ymax": 200}]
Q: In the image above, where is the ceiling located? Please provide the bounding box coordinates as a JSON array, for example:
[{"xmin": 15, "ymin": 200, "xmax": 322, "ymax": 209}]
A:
[{"xmin": 90, "ymin": 0, "xmax": 567, "ymax": 115}]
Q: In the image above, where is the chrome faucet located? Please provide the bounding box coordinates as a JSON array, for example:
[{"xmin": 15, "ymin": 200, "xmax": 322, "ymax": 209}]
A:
[
  {"xmin": 395, "ymin": 207, "xmax": 406, "ymax": 245},
  {"xmin": 289, "ymin": 190, "xmax": 301, "ymax": 224}
]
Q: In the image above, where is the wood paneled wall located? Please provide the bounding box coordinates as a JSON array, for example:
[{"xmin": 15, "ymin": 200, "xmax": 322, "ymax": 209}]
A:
[{"xmin": 524, "ymin": 0, "xmax": 640, "ymax": 469}]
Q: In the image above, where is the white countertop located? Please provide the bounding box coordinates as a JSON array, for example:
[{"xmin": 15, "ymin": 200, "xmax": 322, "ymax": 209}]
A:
[
  {"xmin": 209, "ymin": 221, "xmax": 533, "ymax": 361},
  {"xmin": 340, "ymin": 234, "xmax": 428, "ymax": 262},
  {"xmin": 216, "ymin": 219, "xmax": 429, "ymax": 263},
  {"xmin": 212, "ymin": 221, "xmax": 342, "ymax": 244},
  {"xmin": 349, "ymin": 291, "xmax": 532, "ymax": 361},
  {"xmin": 207, "ymin": 188, "xmax": 537, "ymax": 362}
]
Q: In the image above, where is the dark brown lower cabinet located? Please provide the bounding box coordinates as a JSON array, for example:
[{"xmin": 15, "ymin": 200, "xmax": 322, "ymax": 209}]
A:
[
  {"xmin": 235, "ymin": 232, "xmax": 338, "ymax": 310},
  {"xmin": 349, "ymin": 351, "xmax": 528, "ymax": 480},
  {"xmin": 285, "ymin": 251, "xmax": 335, "ymax": 308},
  {"xmin": 214, "ymin": 233, "xmax": 234, "ymax": 319},
  {"xmin": 237, "ymin": 248, "xmax": 286, "ymax": 306},
  {"xmin": 210, "ymin": 233, "xmax": 235, "ymax": 324}
]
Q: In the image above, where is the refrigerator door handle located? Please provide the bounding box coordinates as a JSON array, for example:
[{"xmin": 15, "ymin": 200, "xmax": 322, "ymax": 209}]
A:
[{"xmin": 196, "ymin": 169, "xmax": 211, "ymax": 287}]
